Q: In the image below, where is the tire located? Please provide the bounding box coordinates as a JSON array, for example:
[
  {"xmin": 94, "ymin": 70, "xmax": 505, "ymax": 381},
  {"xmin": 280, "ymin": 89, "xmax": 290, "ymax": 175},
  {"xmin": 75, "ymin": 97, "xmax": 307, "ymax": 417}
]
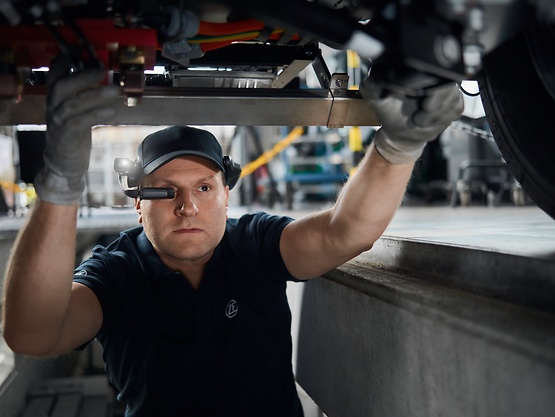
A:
[{"xmin": 478, "ymin": 26, "xmax": 555, "ymax": 219}]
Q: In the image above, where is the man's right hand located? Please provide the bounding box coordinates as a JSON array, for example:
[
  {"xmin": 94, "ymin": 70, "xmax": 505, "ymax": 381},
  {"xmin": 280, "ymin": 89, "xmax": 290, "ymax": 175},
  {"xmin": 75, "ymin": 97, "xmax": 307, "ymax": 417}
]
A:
[{"xmin": 34, "ymin": 55, "xmax": 121, "ymax": 205}]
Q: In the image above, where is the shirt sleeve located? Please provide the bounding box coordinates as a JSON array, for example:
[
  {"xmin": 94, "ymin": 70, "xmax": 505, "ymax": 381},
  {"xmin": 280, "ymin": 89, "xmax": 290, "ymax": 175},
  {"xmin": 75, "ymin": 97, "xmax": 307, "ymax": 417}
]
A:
[
  {"xmin": 73, "ymin": 246, "xmax": 129, "ymax": 337},
  {"xmin": 233, "ymin": 212, "xmax": 302, "ymax": 283}
]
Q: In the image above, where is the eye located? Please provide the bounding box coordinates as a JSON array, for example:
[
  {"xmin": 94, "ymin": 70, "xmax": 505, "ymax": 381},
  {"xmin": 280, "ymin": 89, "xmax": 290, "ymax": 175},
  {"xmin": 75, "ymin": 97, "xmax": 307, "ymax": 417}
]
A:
[{"xmin": 197, "ymin": 185, "xmax": 211, "ymax": 192}]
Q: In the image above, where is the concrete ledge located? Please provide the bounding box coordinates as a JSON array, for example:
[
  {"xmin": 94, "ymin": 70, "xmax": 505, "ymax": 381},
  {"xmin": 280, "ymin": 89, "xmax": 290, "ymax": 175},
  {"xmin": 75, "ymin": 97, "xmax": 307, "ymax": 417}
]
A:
[
  {"xmin": 359, "ymin": 236, "xmax": 555, "ymax": 313},
  {"xmin": 289, "ymin": 241, "xmax": 555, "ymax": 417}
]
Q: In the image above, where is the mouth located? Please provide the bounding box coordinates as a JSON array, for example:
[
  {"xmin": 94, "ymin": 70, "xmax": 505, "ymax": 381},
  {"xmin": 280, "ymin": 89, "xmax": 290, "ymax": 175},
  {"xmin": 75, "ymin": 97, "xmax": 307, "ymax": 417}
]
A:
[{"xmin": 173, "ymin": 227, "xmax": 203, "ymax": 234}]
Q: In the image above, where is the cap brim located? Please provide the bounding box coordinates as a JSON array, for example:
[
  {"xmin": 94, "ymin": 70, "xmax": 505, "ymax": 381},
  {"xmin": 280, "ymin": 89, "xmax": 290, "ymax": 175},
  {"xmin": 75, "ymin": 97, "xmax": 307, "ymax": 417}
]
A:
[{"xmin": 143, "ymin": 150, "xmax": 225, "ymax": 175}]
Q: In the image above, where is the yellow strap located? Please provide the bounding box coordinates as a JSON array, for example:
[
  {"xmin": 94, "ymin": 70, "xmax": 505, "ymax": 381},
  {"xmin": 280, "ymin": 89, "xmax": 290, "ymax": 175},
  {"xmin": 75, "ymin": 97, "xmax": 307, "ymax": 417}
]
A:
[
  {"xmin": 0, "ymin": 180, "xmax": 36, "ymax": 197},
  {"xmin": 240, "ymin": 126, "xmax": 304, "ymax": 178}
]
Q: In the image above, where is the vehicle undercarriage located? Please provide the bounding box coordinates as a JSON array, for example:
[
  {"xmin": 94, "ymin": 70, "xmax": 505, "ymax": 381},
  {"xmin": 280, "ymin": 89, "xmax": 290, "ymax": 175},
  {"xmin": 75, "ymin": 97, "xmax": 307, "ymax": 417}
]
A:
[{"xmin": 0, "ymin": 0, "xmax": 554, "ymax": 218}]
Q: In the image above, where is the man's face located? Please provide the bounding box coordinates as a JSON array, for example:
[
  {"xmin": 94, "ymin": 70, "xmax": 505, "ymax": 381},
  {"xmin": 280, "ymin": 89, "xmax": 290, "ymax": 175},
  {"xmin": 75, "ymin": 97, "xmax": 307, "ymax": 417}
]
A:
[{"xmin": 135, "ymin": 156, "xmax": 229, "ymax": 270}]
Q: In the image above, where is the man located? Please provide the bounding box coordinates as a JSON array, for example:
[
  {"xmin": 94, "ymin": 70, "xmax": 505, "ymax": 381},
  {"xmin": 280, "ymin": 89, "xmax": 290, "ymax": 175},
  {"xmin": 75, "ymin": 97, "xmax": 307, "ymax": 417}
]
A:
[{"xmin": 2, "ymin": 55, "xmax": 463, "ymax": 416}]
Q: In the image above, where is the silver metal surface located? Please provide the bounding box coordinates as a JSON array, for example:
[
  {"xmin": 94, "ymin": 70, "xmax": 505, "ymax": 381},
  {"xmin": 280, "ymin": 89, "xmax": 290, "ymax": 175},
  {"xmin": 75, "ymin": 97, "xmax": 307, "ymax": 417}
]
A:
[
  {"xmin": 271, "ymin": 59, "xmax": 312, "ymax": 88},
  {"xmin": 172, "ymin": 70, "xmax": 277, "ymax": 88},
  {"xmin": 1, "ymin": 86, "xmax": 379, "ymax": 127}
]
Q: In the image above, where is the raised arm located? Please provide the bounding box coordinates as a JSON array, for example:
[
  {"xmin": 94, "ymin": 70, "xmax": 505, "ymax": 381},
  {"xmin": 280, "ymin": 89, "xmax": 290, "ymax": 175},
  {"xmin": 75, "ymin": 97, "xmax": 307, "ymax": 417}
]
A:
[
  {"xmin": 280, "ymin": 81, "xmax": 464, "ymax": 279},
  {"xmin": 2, "ymin": 56, "xmax": 120, "ymax": 356}
]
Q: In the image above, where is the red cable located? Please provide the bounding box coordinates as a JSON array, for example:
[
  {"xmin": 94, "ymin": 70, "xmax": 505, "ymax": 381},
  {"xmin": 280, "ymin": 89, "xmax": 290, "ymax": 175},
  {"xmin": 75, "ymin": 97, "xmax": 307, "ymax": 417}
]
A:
[{"xmin": 198, "ymin": 19, "xmax": 265, "ymax": 36}]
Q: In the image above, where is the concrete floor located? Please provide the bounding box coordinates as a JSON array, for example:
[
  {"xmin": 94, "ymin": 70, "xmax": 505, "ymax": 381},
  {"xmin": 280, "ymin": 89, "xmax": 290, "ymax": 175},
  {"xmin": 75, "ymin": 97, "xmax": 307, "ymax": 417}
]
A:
[
  {"xmin": 245, "ymin": 202, "xmax": 555, "ymax": 261},
  {"xmin": 384, "ymin": 205, "xmax": 555, "ymax": 260}
]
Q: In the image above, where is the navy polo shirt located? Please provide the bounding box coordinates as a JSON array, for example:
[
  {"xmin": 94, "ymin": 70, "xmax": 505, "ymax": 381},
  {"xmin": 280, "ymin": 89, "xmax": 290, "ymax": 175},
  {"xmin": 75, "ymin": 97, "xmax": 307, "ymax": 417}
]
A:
[{"xmin": 73, "ymin": 212, "xmax": 304, "ymax": 417}]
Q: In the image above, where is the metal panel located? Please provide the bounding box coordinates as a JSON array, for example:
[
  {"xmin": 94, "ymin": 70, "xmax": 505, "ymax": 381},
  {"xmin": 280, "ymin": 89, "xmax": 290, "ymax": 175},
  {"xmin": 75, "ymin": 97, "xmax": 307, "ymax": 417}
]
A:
[{"xmin": 1, "ymin": 87, "xmax": 380, "ymax": 127}]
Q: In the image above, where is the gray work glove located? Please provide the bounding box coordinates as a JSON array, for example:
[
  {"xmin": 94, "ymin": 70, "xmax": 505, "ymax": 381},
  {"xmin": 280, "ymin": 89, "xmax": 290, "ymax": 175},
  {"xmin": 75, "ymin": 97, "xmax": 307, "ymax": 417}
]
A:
[
  {"xmin": 34, "ymin": 55, "xmax": 120, "ymax": 205},
  {"xmin": 360, "ymin": 79, "xmax": 464, "ymax": 164}
]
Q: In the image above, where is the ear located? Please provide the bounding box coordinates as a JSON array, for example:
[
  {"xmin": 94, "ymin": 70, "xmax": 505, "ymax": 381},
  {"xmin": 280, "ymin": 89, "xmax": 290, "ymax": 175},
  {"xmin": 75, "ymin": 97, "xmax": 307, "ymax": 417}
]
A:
[{"xmin": 135, "ymin": 198, "xmax": 143, "ymax": 224}]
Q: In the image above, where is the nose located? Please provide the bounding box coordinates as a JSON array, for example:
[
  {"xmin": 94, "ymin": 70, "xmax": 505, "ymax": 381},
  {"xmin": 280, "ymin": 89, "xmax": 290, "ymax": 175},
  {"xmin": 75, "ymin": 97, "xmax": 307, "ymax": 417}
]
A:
[{"xmin": 175, "ymin": 192, "xmax": 199, "ymax": 217}]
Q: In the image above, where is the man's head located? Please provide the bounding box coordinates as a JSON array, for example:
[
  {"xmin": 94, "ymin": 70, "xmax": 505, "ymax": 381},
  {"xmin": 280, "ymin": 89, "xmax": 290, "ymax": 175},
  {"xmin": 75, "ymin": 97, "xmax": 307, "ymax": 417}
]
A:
[{"xmin": 128, "ymin": 126, "xmax": 240, "ymax": 276}]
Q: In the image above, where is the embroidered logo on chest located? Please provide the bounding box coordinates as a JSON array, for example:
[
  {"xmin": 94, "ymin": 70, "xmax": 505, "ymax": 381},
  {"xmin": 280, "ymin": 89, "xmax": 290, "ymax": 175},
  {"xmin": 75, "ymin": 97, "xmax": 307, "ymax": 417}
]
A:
[{"xmin": 225, "ymin": 299, "xmax": 238, "ymax": 318}]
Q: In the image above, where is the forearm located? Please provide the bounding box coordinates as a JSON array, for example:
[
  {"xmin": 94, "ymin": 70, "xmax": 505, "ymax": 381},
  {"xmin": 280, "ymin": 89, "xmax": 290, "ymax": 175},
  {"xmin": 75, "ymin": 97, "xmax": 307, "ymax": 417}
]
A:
[
  {"xmin": 2, "ymin": 199, "xmax": 79, "ymax": 353},
  {"xmin": 329, "ymin": 144, "xmax": 414, "ymax": 250},
  {"xmin": 281, "ymin": 143, "xmax": 414, "ymax": 279}
]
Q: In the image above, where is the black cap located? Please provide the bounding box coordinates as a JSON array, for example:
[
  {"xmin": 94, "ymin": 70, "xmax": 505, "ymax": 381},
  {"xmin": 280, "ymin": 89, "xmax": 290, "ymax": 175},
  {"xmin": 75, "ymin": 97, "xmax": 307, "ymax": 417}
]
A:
[{"xmin": 138, "ymin": 126, "xmax": 225, "ymax": 175}]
